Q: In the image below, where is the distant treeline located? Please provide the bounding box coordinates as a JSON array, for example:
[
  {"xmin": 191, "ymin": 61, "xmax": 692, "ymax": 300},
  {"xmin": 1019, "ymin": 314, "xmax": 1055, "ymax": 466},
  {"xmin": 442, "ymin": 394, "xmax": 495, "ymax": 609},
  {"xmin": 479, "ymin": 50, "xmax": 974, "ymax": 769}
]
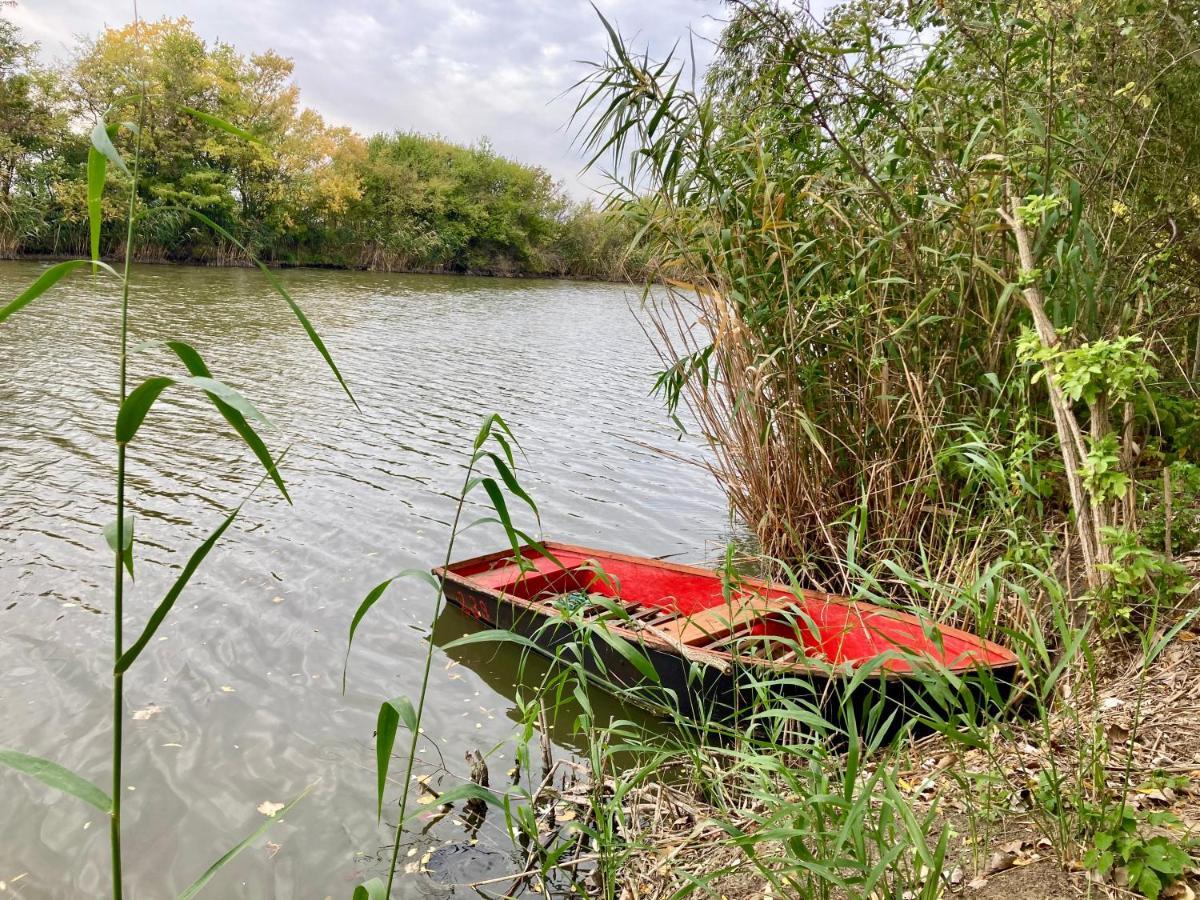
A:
[{"xmin": 0, "ymin": 16, "xmax": 644, "ymax": 278}]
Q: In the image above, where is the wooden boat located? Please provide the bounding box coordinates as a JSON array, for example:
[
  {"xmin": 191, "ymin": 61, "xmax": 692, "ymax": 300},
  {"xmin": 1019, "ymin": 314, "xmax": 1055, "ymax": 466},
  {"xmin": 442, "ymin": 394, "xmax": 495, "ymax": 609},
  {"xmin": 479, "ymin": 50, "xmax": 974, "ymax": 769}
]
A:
[{"xmin": 434, "ymin": 541, "xmax": 1021, "ymax": 733}]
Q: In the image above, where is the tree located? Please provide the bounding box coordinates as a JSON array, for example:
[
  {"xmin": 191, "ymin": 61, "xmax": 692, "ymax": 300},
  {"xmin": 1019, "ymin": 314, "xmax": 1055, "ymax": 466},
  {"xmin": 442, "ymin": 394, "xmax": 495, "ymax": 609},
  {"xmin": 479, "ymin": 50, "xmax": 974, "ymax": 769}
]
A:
[{"xmin": 0, "ymin": 15, "xmax": 67, "ymax": 254}]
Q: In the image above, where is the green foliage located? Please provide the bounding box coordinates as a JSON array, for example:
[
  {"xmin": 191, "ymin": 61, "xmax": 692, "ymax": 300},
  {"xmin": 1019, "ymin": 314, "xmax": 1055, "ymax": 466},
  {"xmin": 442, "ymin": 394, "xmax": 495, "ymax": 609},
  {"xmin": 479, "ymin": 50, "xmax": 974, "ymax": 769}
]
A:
[
  {"xmin": 1143, "ymin": 462, "xmax": 1200, "ymax": 556},
  {"xmin": 374, "ymin": 697, "xmax": 416, "ymax": 820},
  {"xmin": 1081, "ymin": 433, "xmax": 1130, "ymax": 504},
  {"xmin": 1016, "ymin": 193, "xmax": 1064, "ymax": 226},
  {"xmin": 1083, "ymin": 805, "xmax": 1194, "ymax": 899},
  {"xmin": 1140, "ymin": 397, "xmax": 1200, "ymax": 465},
  {"xmin": 1018, "ymin": 330, "xmax": 1157, "ymax": 408},
  {"xmin": 575, "ymin": 0, "xmax": 1200, "ymax": 592},
  {"xmin": 351, "ymin": 132, "xmax": 568, "ymax": 274},
  {"xmin": 0, "ymin": 748, "xmax": 111, "ymax": 812},
  {"xmin": 0, "ymin": 13, "xmax": 631, "ymax": 278},
  {"xmin": 343, "ymin": 413, "xmax": 529, "ymax": 896},
  {"xmin": 1095, "ymin": 527, "xmax": 1191, "ymax": 632}
]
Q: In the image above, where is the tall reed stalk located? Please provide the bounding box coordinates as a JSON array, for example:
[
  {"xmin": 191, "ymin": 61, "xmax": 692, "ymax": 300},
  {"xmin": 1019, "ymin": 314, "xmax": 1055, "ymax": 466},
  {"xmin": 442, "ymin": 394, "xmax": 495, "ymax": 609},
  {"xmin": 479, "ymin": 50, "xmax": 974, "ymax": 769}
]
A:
[
  {"xmin": 344, "ymin": 413, "xmax": 544, "ymax": 898},
  {"xmin": 0, "ymin": 56, "xmax": 352, "ymax": 898},
  {"xmin": 108, "ymin": 95, "xmax": 143, "ymax": 900}
]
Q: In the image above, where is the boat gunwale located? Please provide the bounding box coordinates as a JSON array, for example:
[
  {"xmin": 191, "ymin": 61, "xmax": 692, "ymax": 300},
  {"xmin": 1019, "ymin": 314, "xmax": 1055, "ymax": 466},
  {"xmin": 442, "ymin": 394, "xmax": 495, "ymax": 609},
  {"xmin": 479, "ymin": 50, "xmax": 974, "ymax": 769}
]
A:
[{"xmin": 434, "ymin": 540, "xmax": 1019, "ymax": 681}]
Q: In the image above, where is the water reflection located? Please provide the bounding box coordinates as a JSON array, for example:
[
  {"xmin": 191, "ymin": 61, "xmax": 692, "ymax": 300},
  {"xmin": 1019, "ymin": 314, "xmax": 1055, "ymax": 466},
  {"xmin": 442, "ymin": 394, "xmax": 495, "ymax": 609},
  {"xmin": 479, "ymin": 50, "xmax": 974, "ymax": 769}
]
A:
[{"xmin": 430, "ymin": 605, "xmax": 664, "ymax": 754}]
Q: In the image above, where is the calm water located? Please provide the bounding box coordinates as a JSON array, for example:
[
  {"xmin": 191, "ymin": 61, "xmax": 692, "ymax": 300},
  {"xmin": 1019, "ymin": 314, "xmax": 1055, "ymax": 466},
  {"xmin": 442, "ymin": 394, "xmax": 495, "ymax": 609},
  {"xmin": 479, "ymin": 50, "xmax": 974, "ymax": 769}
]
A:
[{"xmin": 0, "ymin": 262, "xmax": 728, "ymax": 898}]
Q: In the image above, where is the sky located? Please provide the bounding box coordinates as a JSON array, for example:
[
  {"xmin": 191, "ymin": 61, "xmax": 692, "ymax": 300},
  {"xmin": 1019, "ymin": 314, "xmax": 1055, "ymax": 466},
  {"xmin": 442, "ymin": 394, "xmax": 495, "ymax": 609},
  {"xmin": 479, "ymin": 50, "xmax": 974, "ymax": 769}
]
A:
[{"xmin": 8, "ymin": 0, "xmax": 727, "ymax": 199}]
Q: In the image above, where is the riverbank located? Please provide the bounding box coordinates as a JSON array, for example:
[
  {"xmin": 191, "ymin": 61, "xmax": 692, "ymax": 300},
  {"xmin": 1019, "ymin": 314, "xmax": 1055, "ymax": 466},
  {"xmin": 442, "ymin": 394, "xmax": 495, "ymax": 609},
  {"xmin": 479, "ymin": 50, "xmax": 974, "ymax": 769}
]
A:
[
  {"xmin": 410, "ymin": 573, "xmax": 1200, "ymax": 899},
  {"xmin": 0, "ymin": 250, "xmax": 645, "ymax": 284}
]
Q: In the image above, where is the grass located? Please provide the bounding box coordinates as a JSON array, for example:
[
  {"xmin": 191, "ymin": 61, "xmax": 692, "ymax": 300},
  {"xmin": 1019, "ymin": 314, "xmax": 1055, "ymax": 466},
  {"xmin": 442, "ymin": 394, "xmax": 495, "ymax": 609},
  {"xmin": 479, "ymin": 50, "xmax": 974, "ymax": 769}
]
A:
[{"xmin": 405, "ymin": 530, "xmax": 1198, "ymax": 899}]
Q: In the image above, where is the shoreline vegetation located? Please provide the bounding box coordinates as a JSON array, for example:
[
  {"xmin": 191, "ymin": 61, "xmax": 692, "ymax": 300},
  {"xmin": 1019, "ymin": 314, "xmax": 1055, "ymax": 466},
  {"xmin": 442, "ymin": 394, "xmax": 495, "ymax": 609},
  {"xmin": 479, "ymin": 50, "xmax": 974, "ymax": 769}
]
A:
[
  {"xmin": 0, "ymin": 16, "xmax": 647, "ymax": 281},
  {"xmin": 0, "ymin": 251, "xmax": 636, "ymax": 282},
  {"xmin": 541, "ymin": 0, "xmax": 1200, "ymax": 896}
]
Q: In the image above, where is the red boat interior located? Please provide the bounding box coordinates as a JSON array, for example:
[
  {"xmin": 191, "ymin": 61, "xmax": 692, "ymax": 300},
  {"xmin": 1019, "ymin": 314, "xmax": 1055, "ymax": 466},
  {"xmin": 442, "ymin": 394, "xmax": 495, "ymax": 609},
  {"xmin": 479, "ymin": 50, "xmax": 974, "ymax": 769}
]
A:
[{"xmin": 446, "ymin": 546, "xmax": 1014, "ymax": 673}]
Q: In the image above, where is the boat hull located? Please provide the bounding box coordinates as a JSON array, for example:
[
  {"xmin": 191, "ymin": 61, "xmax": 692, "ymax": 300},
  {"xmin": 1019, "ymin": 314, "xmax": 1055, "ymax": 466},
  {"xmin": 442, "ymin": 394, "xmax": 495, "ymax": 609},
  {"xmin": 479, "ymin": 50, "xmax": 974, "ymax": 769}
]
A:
[{"xmin": 437, "ymin": 542, "xmax": 1023, "ymax": 737}]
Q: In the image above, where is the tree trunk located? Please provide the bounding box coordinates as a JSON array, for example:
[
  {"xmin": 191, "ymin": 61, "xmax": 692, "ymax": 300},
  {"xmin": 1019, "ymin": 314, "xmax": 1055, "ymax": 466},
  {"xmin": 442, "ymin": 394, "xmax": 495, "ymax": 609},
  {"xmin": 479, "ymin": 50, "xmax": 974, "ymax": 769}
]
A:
[{"xmin": 999, "ymin": 192, "xmax": 1104, "ymax": 591}]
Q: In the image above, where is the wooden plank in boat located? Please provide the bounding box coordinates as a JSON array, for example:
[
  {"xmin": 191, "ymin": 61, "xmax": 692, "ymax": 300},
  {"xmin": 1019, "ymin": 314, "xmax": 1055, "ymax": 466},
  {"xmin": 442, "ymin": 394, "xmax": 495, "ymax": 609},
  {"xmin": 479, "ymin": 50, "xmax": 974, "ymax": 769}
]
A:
[{"xmin": 659, "ymin": 593, "xmax": 800, "ymax": 647}]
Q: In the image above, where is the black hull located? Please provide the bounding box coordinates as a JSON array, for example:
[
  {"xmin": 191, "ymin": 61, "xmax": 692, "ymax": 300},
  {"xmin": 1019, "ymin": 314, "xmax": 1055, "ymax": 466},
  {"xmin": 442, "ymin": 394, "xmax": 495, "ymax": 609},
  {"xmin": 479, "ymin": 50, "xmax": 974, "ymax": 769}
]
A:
[{"xmin": 443, "ymin": 581, "xmax": 1023, "ymax": 741}]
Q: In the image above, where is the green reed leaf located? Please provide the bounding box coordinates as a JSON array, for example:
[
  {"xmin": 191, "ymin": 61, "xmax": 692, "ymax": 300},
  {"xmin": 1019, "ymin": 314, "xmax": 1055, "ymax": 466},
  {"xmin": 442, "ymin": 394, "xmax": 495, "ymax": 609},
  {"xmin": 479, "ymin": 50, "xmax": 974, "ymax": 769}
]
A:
[
  {"xmin": 391, "ymin": 695, "xmax": 418, "ymax": 734},
  {"xmin": 104, "ymin": 513, "xmax": 134, "ymax": 580},
  {"xmin": 86, "ymin": 148, "xmax": 106, "ymax": 265},
  {"xmin": 375, "ymin": 696, "xmax": 417, "ymax": 820},
  {"xmin": 485, "ymin": 452, "xmax": 538, "ymax": 519},
  {"xmin": 0, "ymin": 259, "xmax": 119, "ymax": 326},
  {"xmin": 186, "ymin": 375, "xmax": 268, "ymax": 423},
  {"xmin": 441, "ymin": 628, "xmax": 544, "ymax": 655},
  {"xmin": 342, "ymin": 570, "xmax": 440, "ymax": 693},
  {"xmin": 90, "ymin": 119, "xmax": 129, "ymax": 176},
  {"xmin": 513, "ymin": 530, "xmax": 560, "ymax": 569},
  {"xmin": 116, "ymin": 376, "xmax": 174, "ymax": 443},
  {"xmin": 0, "ymin": 748, "xmax": 111, "ymax": 812},
  {"xmin": 115, "ymin": 503, "xmax": 242, "ymax": 674},
  {"xmin": 592, "ymin": 625, "xmax": 661, "ymax": 684},
  {"xmin": 158, "ymin": 206, "xmax": 356, "ymax": 407},
  {"xmin": 375, "ymin": 701, "xmax": 399, "ymax": 820},
  {"xmin": 473, "ymin": 412, "xmax": 524, "ymax": 462},
  {"xmin": 166, "ymin": 340, "xmax": 289, "ymax": 502},
  {"xmin": 481, "ymin": 477, "xmax": 521, "ymax": 555},
  {"xmin": 180, "ymin": 106, "xmax": 261, "ymax": 144},
  {"xmin": 176, "ymin": 783, "xmax": 313, "ymax": 900},
  {"xmin": 352, "ymin": 879, "xmax": 386, "ymax": 900},
  {"xmin": 116, "ymin": 374, "xmax": 266, "ymax": 446}
]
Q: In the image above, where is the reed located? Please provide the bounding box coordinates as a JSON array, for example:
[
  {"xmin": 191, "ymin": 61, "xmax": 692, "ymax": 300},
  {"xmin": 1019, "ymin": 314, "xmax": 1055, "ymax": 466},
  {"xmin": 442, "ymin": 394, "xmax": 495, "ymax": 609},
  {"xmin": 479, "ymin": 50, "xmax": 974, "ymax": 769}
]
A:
[
  {"xmin": 574, "ymin": 0, "xmax": 1200, "ymax": 610},
  {"xmin": 0, "ymin": 34, "xmax": 352, "ymax": 896},
  {"xmin": 422, "ymin": 524, "xmax": 1195, "ymax": 898},
  {"xmin": 343, "ymin": 413, "xmax": 548, "ymax": 898}
]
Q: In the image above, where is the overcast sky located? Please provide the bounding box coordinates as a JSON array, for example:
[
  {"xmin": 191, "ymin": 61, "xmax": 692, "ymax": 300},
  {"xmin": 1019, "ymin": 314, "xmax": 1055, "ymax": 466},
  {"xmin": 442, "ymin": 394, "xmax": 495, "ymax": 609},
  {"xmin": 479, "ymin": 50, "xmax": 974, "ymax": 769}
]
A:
[{"xmin": 8, "ymin": 0, "xmax": 727, "ymax": 198}]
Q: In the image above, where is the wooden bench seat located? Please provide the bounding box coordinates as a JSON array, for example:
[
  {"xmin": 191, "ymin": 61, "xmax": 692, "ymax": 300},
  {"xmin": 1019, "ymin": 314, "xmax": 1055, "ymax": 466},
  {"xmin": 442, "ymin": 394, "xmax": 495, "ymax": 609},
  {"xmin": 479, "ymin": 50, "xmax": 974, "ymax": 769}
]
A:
[{"xmin": 655, "ymin": 593, "xmax": 802, "ymax": 647}]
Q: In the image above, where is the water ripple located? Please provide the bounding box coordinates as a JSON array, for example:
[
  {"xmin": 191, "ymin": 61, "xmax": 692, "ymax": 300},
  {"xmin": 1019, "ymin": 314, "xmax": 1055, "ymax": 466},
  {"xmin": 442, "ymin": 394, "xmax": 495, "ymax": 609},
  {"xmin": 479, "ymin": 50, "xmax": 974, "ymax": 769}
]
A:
[{"xmin": 0, "ymin": 261, "xmax": 729, "ymax": 898}]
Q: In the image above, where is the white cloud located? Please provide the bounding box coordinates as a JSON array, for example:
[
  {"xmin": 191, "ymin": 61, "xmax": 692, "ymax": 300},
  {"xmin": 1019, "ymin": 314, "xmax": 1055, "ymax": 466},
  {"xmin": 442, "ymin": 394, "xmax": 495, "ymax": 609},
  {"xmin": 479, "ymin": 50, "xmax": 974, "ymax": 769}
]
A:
[{"xmin": 8, "ymin": 0, "xmax": 725, "ymax": 198}]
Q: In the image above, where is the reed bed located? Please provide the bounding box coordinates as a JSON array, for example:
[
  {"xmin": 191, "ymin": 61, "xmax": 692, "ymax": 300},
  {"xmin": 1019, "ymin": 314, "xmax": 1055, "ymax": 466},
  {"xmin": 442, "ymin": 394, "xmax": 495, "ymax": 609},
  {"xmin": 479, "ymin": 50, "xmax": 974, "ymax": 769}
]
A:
[{"xmin": 575, "ymin": 0, "xmax": 1200, "ymax": 611}]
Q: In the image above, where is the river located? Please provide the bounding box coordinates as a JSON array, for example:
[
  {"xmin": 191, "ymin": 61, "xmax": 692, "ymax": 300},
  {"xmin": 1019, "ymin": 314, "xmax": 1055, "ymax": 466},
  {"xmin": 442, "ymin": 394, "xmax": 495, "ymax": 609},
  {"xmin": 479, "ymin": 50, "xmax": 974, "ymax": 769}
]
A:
[{"xmin": 0, "ymin": 261, "xmax": 728, "ymax": 898}]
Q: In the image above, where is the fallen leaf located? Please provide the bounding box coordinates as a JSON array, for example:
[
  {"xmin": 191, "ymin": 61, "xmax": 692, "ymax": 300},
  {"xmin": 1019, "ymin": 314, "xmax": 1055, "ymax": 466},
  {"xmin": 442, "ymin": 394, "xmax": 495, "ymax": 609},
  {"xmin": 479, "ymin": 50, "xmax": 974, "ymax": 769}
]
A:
[
  {"xmin": 985, "ymin": 850, "xmax": 1019, "ymax": 875},
  {"xmin": 265, "ymin": 840, "xmax": 281, "ymax": 858},
  {"xmin": 132, "ymin": 704, "xmax": 162, "ymax": 721},
  {"xmin": 1139, "ymin": 787, "xmax": 1176, "ymax": 804}
]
